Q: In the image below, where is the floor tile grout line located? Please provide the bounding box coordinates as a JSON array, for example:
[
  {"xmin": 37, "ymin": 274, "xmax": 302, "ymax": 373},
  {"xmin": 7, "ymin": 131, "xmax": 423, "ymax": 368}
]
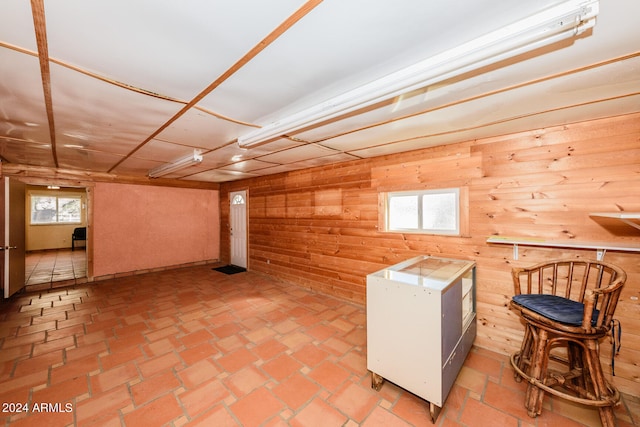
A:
[
  {"xmin": 2, "ymin": 266, "xmax": 638, "ymax": 426},
  {"xmin": 25, "ymin": 249, "xmax": 87, "ymax": 288}
]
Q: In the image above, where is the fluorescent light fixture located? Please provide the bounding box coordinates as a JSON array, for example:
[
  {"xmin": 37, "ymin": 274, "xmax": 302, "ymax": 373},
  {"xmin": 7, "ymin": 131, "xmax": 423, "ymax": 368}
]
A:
[
  {"xmin": 237, "ymin": 0, "xmax": 599, "ymax": 147},
  {"xmin": 148, "ymin": 149, "xmax": 203, "ymax": 178}
]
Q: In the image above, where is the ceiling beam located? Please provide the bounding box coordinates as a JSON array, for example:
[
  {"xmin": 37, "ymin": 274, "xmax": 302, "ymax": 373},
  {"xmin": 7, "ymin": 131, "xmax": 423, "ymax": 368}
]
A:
[
  {"xmin": 107, "ymin": 0, "xmax": 324, "ymax": 174},
  {"xmin": 30, "ymin": 0, "xmax": 58, "ymax": 168},
  {"xmin": 2, "ymin": 163, "xmax": 220, "ymax": 190}
]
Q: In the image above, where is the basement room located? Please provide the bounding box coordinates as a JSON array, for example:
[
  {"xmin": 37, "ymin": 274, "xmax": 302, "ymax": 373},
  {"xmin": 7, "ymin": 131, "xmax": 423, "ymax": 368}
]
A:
[{"xmin": 1, "ymin": 1, "xmax": 638, "ymax": 426}]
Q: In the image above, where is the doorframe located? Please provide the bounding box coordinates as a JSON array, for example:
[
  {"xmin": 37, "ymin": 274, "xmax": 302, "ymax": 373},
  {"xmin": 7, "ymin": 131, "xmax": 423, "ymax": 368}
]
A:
[
  {"xmin": 229, "ymin": 189, "xmax": 248, "ymax": 269},
  {"xmin": 3, "ymin": 177, "xmax": 26, "ymax": 298},
  {"xmin": 6, "ymin": 176, "xmax": 94, "ymax": 283}
]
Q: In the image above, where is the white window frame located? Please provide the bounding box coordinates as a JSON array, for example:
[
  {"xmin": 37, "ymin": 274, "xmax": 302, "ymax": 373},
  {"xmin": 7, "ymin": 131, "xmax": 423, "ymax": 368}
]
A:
[
  {"xmin": 30, "ymin": 194, "xmax": 83, "ymax": 225},
  {"xmin": 382, "ymin": 187, "xmax": 463, "ymax": 235}
]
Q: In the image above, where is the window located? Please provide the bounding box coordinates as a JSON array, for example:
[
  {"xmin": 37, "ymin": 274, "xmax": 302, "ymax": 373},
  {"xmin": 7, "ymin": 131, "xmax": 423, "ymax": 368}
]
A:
[
  {"xmin": 231, "ymin": 194, "xmax": 246, "ymax": 205},
  {"xmin": 383, "ymin": 188, "xmax": 463, "ymax": 235},
  {"xmin": 31, "ymin": 195, "xmax": 82, "ymax": 224}
]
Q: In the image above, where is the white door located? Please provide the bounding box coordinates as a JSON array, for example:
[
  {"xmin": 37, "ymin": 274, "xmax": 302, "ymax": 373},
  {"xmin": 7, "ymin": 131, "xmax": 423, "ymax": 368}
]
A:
[
  {"xmin": 2, "ymin": 177, "xmax": 26, "ymax": 298},
  {"xmin": 229, "ymin": 190, "xmax": 247, "ymax": 268}
]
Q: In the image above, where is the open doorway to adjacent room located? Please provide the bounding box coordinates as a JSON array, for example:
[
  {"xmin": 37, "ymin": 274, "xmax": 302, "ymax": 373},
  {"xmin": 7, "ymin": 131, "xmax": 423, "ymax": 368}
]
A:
[{"xmin": 24, "ymin": 184, "xmax": 88, "ymax": 289}]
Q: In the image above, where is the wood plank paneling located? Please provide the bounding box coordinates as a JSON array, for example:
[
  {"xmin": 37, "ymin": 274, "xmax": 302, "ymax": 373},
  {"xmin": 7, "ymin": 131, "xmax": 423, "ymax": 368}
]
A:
[{"xmin": 220, "ymin": 112, "xmax": 640, "ymax": 395}]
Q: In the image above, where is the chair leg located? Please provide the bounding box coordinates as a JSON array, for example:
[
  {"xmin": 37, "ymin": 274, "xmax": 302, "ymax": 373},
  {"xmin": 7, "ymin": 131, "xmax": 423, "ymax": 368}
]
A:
[
  {"xmin": 582, "ymin": 340, "xmax": 618, "ymax": 427},
  {"xmin": 514, "ymin": 324, "xmax": 533, "ymax": 382},
  {"xmin": 567, "ymin": 341, "xmax": 585, "ymax": 390},
  {"xmin": 525, "ymin": 328, "xmax": 549, "ymax": 418}
]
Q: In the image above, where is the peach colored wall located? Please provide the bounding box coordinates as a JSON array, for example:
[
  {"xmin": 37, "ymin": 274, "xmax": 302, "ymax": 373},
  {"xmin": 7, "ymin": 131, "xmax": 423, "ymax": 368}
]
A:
[{"xmin": 92, "ymin": 182, "xmax": 219, "ymax": 277}]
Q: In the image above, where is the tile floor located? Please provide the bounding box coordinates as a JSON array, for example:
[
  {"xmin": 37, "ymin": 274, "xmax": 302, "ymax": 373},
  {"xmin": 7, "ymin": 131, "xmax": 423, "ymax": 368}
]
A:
[
  {"xmin": 0, "ymin": 265, "xmax": 638, "ymax": 427},
  {"xmin": 25, "ymin": 250, "xmax": 87, "ymax": 289}
]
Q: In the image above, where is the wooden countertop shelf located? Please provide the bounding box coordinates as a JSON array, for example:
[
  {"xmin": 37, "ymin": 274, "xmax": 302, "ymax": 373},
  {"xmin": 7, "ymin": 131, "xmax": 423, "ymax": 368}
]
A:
[{"xmin": 486, "ymin": 235, "xmax": 640, "ymax": 260}]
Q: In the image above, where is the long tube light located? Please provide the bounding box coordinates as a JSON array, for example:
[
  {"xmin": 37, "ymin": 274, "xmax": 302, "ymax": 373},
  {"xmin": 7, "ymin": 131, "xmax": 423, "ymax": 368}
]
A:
[
  {"xmin": 148, "ymin": 149, "xmax": 203, "ymax": 178},
  {"xmin": 237, "ymin": 0, "xmax": 599, "ymax": 147}
]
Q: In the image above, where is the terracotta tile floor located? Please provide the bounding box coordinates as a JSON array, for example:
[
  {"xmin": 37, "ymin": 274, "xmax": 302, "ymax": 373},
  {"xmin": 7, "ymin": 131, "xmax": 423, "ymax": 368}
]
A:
[
  {"xmin": 25, "ymin": 249, "xmax": 87, "ymax": 289},
  {"xmin": 0, "ymin": 265, "xmax": 638, "ymax": 426}
]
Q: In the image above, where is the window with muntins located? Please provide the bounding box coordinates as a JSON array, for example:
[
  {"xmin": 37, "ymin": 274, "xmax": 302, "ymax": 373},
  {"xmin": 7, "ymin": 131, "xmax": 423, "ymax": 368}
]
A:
[
  {"xmin": 232, "ymin": 194, "xmax": 246, "ymax": 205},
  {"xmin": 30, "ymin": 195, "xmax": 82, "ymax": 225}
]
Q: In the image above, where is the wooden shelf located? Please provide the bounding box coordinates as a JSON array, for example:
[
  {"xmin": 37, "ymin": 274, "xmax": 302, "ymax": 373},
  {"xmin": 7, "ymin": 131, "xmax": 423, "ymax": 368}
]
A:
[
  {"xmin": 590, "ymin": 212, "xmax": 640, "ymax": 231},
  {"xmin": 486, "ymin": 235, "xmax": 640, "ymax": 260}
]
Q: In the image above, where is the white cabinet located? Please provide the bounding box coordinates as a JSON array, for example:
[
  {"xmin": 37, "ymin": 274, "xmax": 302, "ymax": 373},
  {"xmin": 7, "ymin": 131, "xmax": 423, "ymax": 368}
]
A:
[{"xmin": 366, "ymin": 256, "xmax": 476, "ymax": 422}]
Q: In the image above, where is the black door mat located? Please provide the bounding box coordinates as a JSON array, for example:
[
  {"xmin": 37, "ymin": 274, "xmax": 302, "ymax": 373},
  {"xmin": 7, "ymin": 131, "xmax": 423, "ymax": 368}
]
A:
[{"xmin": 212, "ymin": 265, "xmax": 246, "ymax": 275}]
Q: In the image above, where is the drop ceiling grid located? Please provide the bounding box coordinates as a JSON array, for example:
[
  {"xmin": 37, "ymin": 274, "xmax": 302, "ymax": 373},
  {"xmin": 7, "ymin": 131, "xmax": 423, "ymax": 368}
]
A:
[
  {"xmin": 309, "ymin": 54, "xmax": 640, "ymax": 154},
  {"xmin": 55, "ymin": 147, "xmax": 126, "ymax": 173},
  {"xmin": 212, "ymin": 0, "xmax": 572, "ymax": 128},
  {"xmin": 0, "ymin": 137, "xmax": 54, "ymax": 167},
  {"xmin": 184, "ymin": 168, "xmax": 259, "ymax": 183},
  {"xmin": 0, "ymin": 0, "xmax": 37, "ymax": 50},
  {"xmin": 124, "ymin": 139, "xmax": 204, "ymax": 164},
  {"xmin": 48, "ymin": 62, "xmax": 186, "ymax": 165},
  {"xmin": 152, "ymin": 108, "xmax": 254, "ymax": 152},
  {"xmin": 220, "ymin": 159, "xmax": 280, "ymax": 173},
  {"xmin": 257, "ymin": 143, "xmax": 340, "ymax": 164},
  {"xmin": 0, "ymin": 50, "xmax": 51, "ymax": 148},
  {"xmin": 347, "ymin": 95, "xmax": 640, "ymax": 159},
  {"xmin": 41, "ymin": 0, "xmax": 310, "ymax": 103},
  {"xmin": 1, "ymin": 1, "xmax": 639, "ymax": 184}
]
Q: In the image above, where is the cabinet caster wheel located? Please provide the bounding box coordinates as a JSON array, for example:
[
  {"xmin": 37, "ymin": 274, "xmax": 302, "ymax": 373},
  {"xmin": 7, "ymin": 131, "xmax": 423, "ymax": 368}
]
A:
[{"xmin": 371, "ymin": 372, "xmax": 384, "ymax": 391}]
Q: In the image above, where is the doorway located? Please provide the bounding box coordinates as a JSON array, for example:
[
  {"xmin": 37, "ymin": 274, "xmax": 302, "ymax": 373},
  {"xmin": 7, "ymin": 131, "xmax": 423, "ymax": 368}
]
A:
[{"xmin": 24, "ymin": 184, "xmax": 89, "ymax": 290}]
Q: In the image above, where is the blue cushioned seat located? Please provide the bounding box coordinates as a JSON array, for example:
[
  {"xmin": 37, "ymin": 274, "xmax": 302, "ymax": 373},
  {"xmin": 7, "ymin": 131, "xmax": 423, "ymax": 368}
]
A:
[{"xmin": 512, "ymin": 294, "xmax": 599, "ymax": 326}]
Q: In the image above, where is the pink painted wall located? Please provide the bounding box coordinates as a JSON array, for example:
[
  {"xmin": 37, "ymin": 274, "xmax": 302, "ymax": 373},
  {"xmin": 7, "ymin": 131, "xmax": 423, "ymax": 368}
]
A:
[{"xmin": 92, "ymin": 182, "xmax": 219, "ymax": 277}]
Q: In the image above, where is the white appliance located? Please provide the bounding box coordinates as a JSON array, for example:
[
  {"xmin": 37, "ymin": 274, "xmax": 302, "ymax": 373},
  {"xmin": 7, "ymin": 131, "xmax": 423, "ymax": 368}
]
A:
[{"xmin": 366, "ymin": 255, "xmax": 476, "ymax": 423}]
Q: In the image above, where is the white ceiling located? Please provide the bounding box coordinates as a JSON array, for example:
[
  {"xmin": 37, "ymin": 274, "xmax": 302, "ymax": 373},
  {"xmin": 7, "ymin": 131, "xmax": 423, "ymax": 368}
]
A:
[{"xmin": 1, "ymin": 0, "xmax": 639, "ymax": 183}]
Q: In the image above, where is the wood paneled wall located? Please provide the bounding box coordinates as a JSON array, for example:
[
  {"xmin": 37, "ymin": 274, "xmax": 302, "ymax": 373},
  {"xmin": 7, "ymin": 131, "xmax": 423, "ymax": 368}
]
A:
[{"xmin": 220, "ymin": 113, "xmax": 640, "ymax": 395}]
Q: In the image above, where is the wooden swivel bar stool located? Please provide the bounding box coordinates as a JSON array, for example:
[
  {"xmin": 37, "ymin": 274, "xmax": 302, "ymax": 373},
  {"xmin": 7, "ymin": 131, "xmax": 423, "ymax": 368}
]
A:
[{"xmin": 509, "ymin": 259, "xmax": 626, "ymax": 427}]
